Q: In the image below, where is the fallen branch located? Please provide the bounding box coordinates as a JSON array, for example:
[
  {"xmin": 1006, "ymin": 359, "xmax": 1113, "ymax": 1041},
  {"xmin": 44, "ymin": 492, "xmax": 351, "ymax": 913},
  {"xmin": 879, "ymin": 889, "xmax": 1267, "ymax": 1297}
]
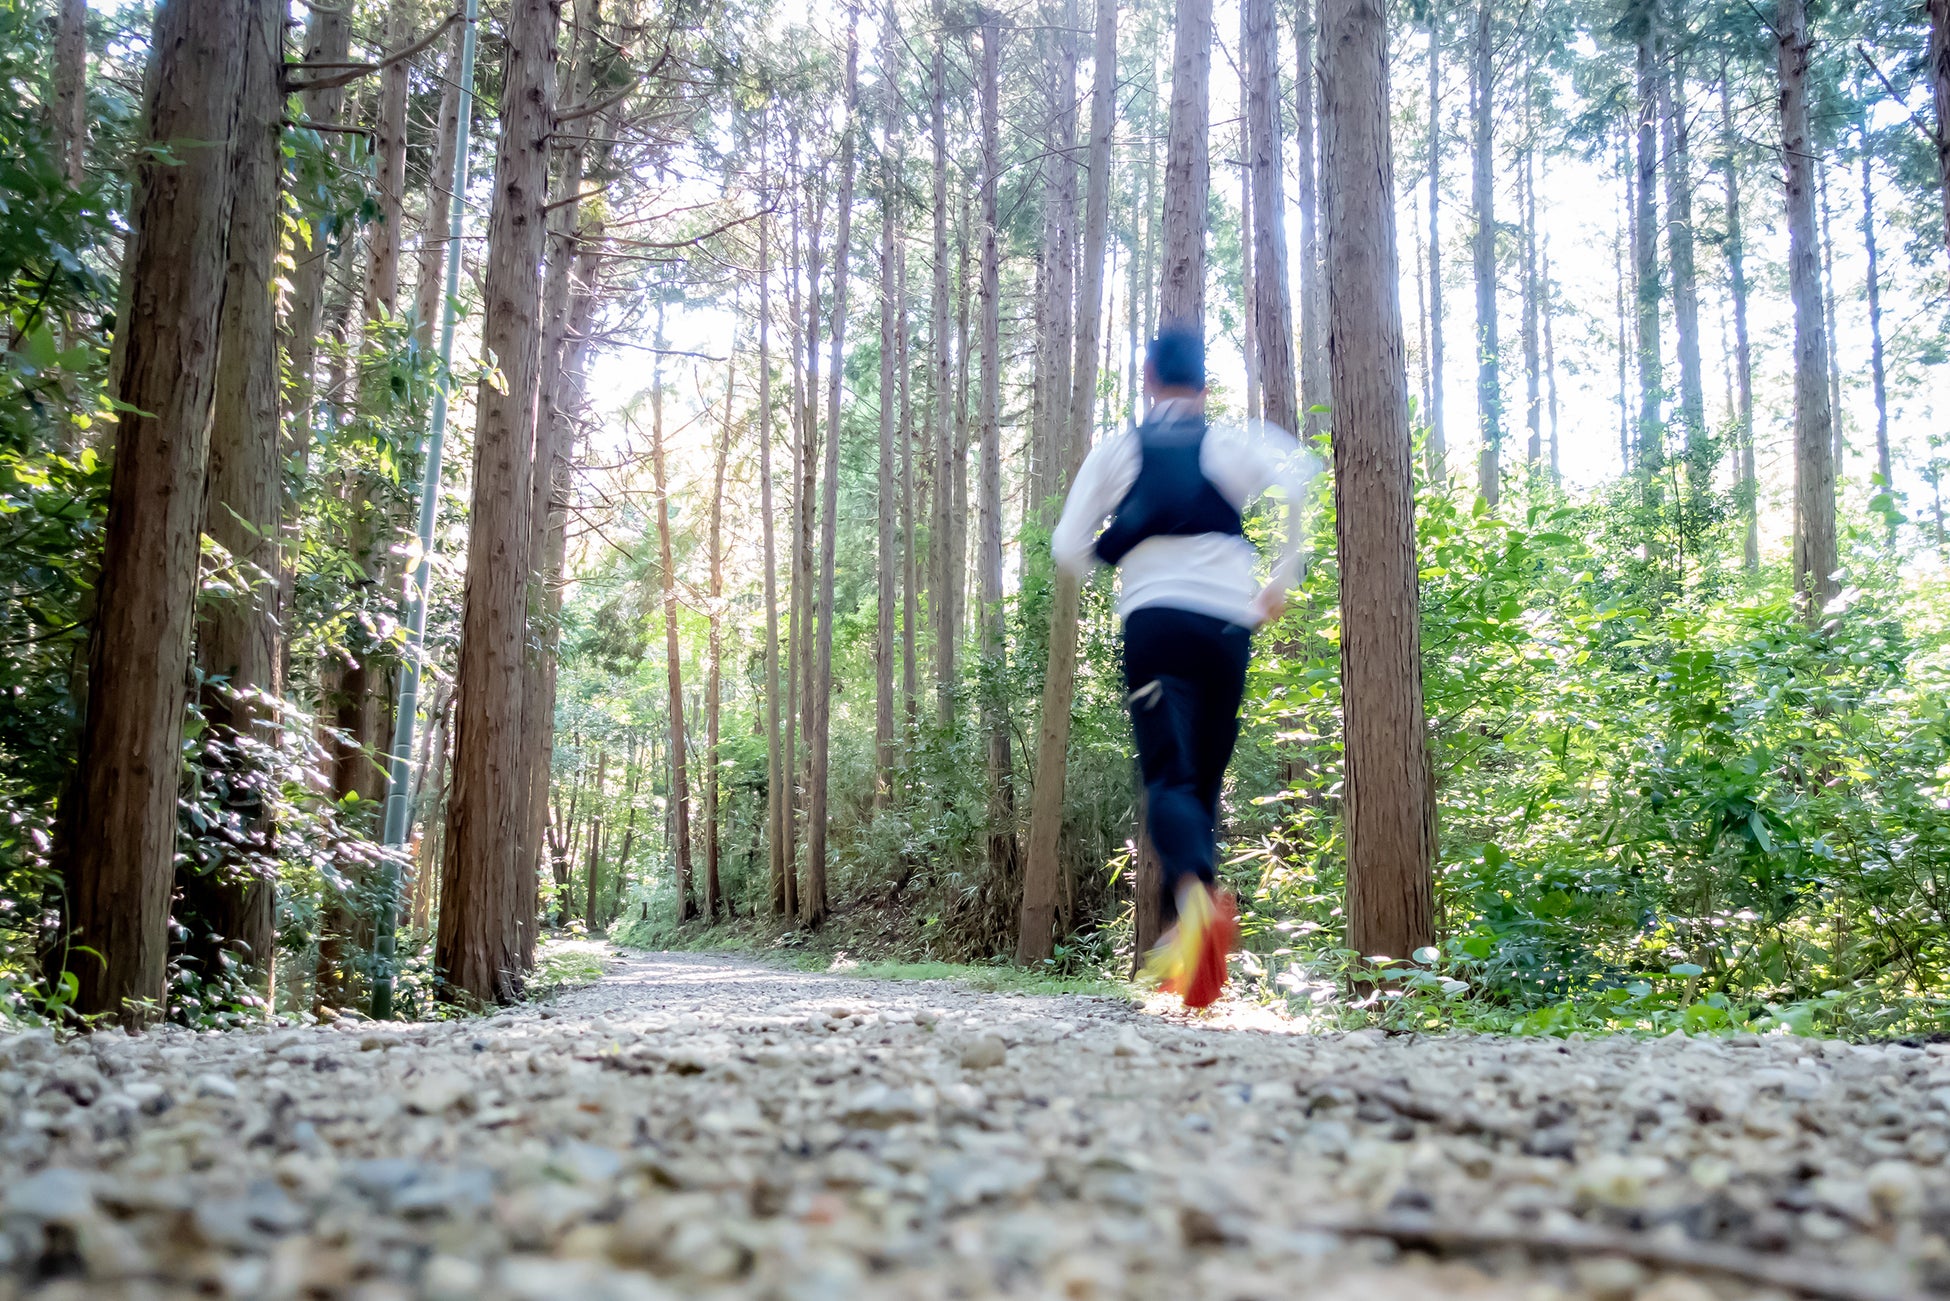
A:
[
  {"xmin": 1305, "ymin": 1212, "xmax": 1910, "ymax": 1301},
  {"xmin": 282, "ymin": 12, "xmax": 463, "ymax": 94}
]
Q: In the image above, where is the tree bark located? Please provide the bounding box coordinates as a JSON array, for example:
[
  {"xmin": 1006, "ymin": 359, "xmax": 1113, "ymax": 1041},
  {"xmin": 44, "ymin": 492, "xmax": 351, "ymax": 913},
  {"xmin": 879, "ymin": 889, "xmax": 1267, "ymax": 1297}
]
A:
[
  {"xmin": 51, "ymin": 0, "xmax": 87, "ymax": 188},
  {"xmin": 437, "ymin": 0, "xmax": 559, "ymax": 1006},
  {"xmin": 1321, "ymin": 0, "xmax": 1436, "ymax": 965},
  {"xmin": 184, "ymin": 0, "xmax": 282, "ymax": 1000},
  {"xmin": 1158, "ymin": 0, "xmax": 1212, "ymax": 328},
  {"xmin": 1424, "ymin": 6, "xmax": 1445, "ymax": 480},
  {"xmin": 57, "ymin": 0, "xmax": 248, "ymax": 1024},
  {"xmin": 648, "ymin": 302, "xmax": 697, "ymax": 920},
  {"xmin": 1020, "ymin": 0, "xmax": 1115, "ymax": 966},
  {"xmin": 808, "ymin": 13, "xmax": 861, "ymax": 927},
  {"xmin": 1297, "ymin": 0, "xmax": 1327, "ymax": 440},
  {"xmin": 1779, "ymin": 0, "xmax": 1838, "ymax": 621},
  {"xmin": 1247, "ymin": 0, "xmax": 1295, "ymax": 435},
  {"xmin": 1718, "ymin": 62, "xmax": 1757, "ymax": 571},
  {"xmin": 1470, "ymin": 0, "xmax": 1499, "ymax": 505}
]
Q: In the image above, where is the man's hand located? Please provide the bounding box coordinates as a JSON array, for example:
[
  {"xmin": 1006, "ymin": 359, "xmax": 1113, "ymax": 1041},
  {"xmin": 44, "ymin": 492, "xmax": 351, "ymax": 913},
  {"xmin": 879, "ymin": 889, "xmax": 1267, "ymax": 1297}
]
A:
[{"xmin": 1248, "ymin": 583, "xmax": 1287, "ymax": 629}]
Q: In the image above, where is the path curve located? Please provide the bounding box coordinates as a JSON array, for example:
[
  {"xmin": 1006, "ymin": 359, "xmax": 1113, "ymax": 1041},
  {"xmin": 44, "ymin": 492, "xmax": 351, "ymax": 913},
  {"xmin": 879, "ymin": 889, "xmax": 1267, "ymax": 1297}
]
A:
[{"xmin": 0, "ymin": 948, "xmax": 1946, "ymax": 1299}]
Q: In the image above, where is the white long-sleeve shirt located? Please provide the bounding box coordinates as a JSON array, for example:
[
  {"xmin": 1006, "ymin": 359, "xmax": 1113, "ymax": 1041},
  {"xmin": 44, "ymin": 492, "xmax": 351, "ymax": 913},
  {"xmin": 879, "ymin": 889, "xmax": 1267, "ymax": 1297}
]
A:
[{"xmin": 1052, "ymin": 399, "xmax": 1318, "ymax": 625}]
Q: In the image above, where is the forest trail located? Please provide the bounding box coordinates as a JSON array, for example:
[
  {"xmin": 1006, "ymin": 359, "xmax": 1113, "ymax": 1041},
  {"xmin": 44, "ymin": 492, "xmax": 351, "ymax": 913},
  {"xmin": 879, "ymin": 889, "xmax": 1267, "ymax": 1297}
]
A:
[{"xmin": 1, "ymin": 950, "xmax": 1946, "ymax": 1300}]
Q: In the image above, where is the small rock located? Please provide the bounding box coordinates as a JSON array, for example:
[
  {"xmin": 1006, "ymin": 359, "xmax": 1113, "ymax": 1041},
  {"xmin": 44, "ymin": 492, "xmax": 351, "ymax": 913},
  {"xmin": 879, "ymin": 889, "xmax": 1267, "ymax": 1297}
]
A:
[
  {"xmin": 1864, "ymin": 1160, "xmax": 1924, "ymax": 1219},
  {"xmin": 959, "ymin": 1036, "xmax": 1007, "ymax": 1071},
  {"xmin": 404, "ymin": 1071, "xmax": 471, "ymax": 1115},
  {"xmin": 841, "ymin": 1084, "xmax": 929, "ymax": 1129},
  {"xmin": 192, "ymin": 1072, "xmax": 239, "ymax": 1101},
  {"xmin": 2, "ymin": 1167, "xmax": 94, "ymax": 1224},
  {"xmin": 1111, "ymin": 1026, "xmax": 1153, "ymax": 1058},
  {"xmin": 1522, "ymin": 1125, "xmax": 1577, "ymax": 1160},
  {"xmin": 1571, "ymin": 1255, "xmax": 1646, "ymax": 1301},
  {"xmin": 1635, "ymin": 1276, "xmax": 1718, "ymax": 1301}
]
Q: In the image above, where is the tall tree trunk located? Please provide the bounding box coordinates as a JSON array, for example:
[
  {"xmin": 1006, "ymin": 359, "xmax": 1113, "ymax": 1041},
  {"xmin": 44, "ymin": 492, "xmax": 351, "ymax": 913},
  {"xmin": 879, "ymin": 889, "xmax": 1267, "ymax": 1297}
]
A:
[
  {"xmin": 413, "ymin": 26, "xmax": 466, "ymax": 349},
  {"xmin": 1932, "ymin": 0, "xmax": 1950, "ymax": 258},
  {"xmin": 1470, "ymin": 0, "xmax": 1499, "ymax": 505},
  {"xmin": 1779, "ymin": 0, "xmax": 1838, "ymax": 621},
  {"xmin": 1159, "ymin": 0, "xmax": 1212, "ymax": 328},
  {"xmin": 899, "ymin": 237, "xmax": 919, "ymax": 737},
  {"xmin": 1819, "ymin": 166, "xmax": 1844, "ymax": 478},
  {"xmin": 1297, "ymin": 0, "xmax": 1327, "ymax": 440},
  {"xmin": 51, "ymin": 0, "xmax": 87, "ymax": 187},
  {"xmin": 796, "ymin": 158, "xmax": 824, "ymax": 916},
  {"xmin": 808, "ymin": 14, "xmax": 861, "ymax": 927},
  {"xmin": 1718, "ymin": 62, "xmax": 1757, "ymax": 571},
  {"xmin": 976, "ymin": 12, "xmax": 1017, "ymax": 919},
  {"xmin": 184, "ymin": 0, "xmax": 282, "ymax": 999},
  {"xmin": 438, "ymin": 0, "xmax": 559, "ymax": 1006},
  {"xmin": 1239, "ymin": 0, "xmax": 1256, "ymax": 421},
  {"xmin": 875, "ymin": 3, "xmax": 902, "ymax": 807},
  {"xmin": 281, "ymin": 3, "xmax": 353, "ymax": 461},
  {"xmin": 1424, "ymin": 6, "xmax": 1445, "ymax": 479},
  {"xmin": 706, "ymin": 352, "xmax": 732, "ymax": 918},
  {"xmin": 759, "ymin": 131, "xmax": 787, "ymax": 918},
  {"xmin": 1320, "ymin": 0, "xmax": 1436, "ymax": 964},
  {"xmin": 1661, "ymin": 51, "xmax": 1707, "ymax": 520},
  {"xmin": 519, "ymin": 8, "xmax": 599, "ymax": 971},
  {"xmin": 1634, "ymin": 22, "xmax": 1663, "ymax": 491},
  {"xmin": 1521, "ymin": 74, "xmax": 1541, "ymax": 472},
  {"xmin": 952, "ymin": 194, "xmax": 972, "ymax": 653},
  {"xmin": 1248, "ymin": 0, "xmax": 1296, "ymax": 435},
  {"xmin": 1542, "ymin": 224, "xmax": 1560, "ymax": 483},
  {"xmin": 1616, "ymin": 142, "xmax": 1632, "ymax": 472},
  {"xmin": 1020, "ymin": 0, "xmax": 1115, "ymax": 966},
  {"xmin": 1858, "ymin": 111, "xmax": 1893, "ymax": 523},
  {"xmin": 648, "ymin": 302, "xmax": 697, "ymax": 919},
  {"xmin": 57, "ymin": 0, "xmax": 247, "ymax": 1024},
  {"xmin": 365, "ymin": 0, "xmax": 413, "ymax": 321},
  {"xmin": 929, "ymin": 16, "xmax": 957, "ymax": 723}
]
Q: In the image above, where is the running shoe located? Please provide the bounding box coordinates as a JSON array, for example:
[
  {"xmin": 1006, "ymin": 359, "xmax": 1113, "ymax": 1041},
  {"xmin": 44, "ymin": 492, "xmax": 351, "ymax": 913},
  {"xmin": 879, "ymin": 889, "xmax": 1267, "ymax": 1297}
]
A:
[{"xmin": 1141, "ymin": 881, "xmax": 1237, "ymax": 1009}]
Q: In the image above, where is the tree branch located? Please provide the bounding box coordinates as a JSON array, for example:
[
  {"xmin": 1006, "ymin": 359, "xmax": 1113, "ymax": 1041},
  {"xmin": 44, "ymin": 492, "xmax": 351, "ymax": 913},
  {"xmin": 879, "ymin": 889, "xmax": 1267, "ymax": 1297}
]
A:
[
  {"xmin": 556, "ymin": 79, "xmax": 639, "ymax": 127},
  {"xmin": 1856, "ymin": 44, "xmax": 1938, "ymax": 145},
  {"xmin": 282, "ymin": 11, "xmax": 463, "ymax": 94}
]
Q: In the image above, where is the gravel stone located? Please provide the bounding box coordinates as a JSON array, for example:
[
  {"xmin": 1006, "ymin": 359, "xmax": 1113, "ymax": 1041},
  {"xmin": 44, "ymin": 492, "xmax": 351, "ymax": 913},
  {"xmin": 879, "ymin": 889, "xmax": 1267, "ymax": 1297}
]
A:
[{"xmin": 0, "ymin": 945, "xmax": 1944, "ymax": 1299}]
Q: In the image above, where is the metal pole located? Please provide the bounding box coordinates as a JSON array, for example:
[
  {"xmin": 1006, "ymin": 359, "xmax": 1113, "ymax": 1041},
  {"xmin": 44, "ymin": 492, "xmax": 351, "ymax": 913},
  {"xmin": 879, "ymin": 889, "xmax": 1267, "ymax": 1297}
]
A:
[{"xmin": 371, "ymin": 0, "xmax": 479, "ymax": 1020}]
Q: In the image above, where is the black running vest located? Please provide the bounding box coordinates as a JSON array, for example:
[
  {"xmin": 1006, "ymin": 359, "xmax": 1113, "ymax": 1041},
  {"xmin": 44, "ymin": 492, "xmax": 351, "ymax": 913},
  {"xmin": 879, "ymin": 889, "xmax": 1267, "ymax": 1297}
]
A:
[{"xmin": 1092, "ymin": 411, "xmax": 1246, "ymax": 566}]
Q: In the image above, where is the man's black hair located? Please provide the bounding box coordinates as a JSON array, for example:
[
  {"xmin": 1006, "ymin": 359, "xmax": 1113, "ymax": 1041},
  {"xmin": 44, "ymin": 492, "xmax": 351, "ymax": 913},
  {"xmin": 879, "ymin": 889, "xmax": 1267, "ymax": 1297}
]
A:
[{"xmin": 1146, "ymin": 327, "xmax": 1205, "ymax": 390}]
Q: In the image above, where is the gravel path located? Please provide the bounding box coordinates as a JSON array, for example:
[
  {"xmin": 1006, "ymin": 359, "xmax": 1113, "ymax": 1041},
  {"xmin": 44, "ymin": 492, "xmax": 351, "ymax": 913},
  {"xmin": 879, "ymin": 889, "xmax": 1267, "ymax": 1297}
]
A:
[{"xmin": 2, "ymin": 947, "xmax": 1948, "ymax": 1300}]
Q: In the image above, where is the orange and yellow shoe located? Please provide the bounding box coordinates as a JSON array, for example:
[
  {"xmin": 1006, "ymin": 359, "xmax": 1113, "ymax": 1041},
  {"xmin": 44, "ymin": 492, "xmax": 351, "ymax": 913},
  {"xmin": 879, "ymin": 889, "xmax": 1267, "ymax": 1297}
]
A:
[{"xmin": 1141, "ymin": 882, "xmax": 1238, "ymax": 1009}]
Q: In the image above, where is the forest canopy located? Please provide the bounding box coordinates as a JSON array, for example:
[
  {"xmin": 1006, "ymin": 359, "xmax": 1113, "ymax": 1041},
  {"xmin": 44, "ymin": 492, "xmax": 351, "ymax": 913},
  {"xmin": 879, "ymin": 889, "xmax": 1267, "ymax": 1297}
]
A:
[{"xmin": 0, "ymin": 0, "xmax": 1946, "ymax": 1037}]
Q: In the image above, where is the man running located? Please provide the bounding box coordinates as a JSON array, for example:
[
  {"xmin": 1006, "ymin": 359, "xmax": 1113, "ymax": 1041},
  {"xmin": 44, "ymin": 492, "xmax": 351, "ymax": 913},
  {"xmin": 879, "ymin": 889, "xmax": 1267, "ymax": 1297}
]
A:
[{"xmin": 1052, "ymin": 327, "xmax": 1315, "ymax": 1008}]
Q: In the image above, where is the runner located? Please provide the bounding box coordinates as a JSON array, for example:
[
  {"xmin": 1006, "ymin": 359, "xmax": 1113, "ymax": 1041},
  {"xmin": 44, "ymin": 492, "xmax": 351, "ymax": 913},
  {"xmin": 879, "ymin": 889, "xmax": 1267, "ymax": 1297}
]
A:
[{"xmin": 1052, "ymin": 327, "xmax": 1316, "ymax": 1008}]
